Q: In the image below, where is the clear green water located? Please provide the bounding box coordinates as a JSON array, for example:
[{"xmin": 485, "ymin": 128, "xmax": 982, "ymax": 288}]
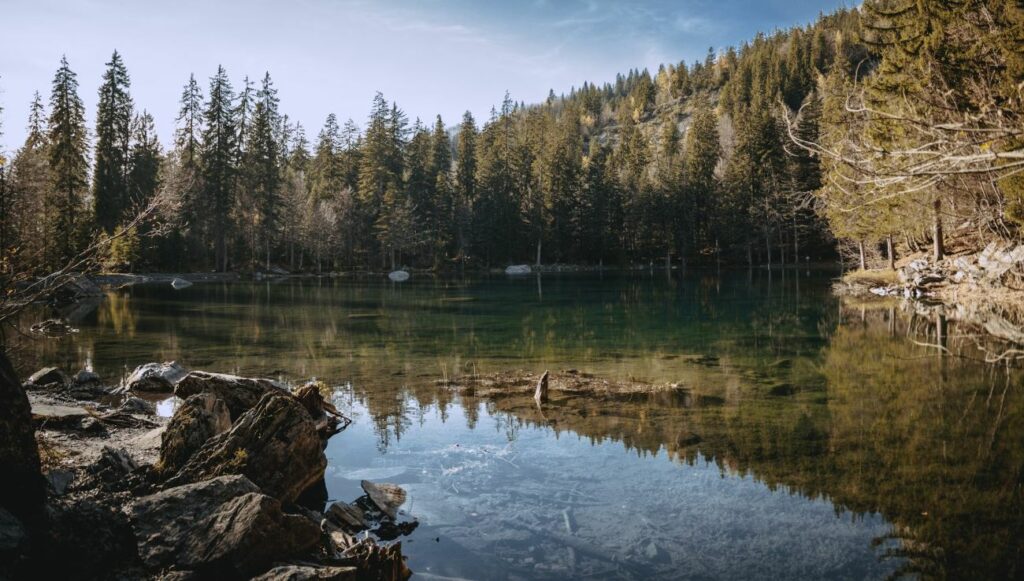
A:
[{"xmin": 17, "ymin": 271, "xmax": 1024, "ymax": 579}]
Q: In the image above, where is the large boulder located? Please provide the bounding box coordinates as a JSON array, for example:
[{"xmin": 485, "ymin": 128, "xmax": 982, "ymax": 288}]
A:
[
  {"xmin": 158, "ymin": 393, "xmax": 231, "ymax": 475},
  {"xmin": 130, "ymin": 475, "xmax": 320, "ymax": 576},
  {"xmin": 164, "ymin": 391, "xmax": 327, "ymax": 503},
  {"xmin": 126, "ymin": 362, "xmax": 188, "ymax": 393},
  {"xmin": 0, "ymin": 353, "xmax": 46, "ymax": 521},
  {"xmin": 25, "ymin": 366, "xmax": 70, "ymax": 388},
  {"xmin": 175, "ymin": 371, "xmax": 285, "ymax": 420}
]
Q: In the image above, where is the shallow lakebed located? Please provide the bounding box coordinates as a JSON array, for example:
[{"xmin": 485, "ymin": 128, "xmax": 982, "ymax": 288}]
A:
[{"xmin": 17, "ymin": 270, "xmax": 1024, "ymax": 579}]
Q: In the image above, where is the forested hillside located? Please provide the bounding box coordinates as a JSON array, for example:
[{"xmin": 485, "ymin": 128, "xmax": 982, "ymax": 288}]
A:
[{"xmin": 0, "ymin": 1, "xmax": 1020, "ymax": 274}]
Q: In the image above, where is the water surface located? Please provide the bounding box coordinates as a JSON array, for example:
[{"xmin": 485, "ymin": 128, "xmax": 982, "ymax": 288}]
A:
[{"xmin": 18, "ymin": 271, "xmax": 1024, "ymax": 579}]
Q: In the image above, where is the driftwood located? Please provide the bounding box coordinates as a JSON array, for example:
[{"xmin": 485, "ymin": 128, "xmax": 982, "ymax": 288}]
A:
[{"xmin": 534, "ymin": 370, "xmax": 549, "ymax": 405}]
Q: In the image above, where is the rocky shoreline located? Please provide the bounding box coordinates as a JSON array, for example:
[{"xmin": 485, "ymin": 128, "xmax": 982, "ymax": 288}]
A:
[
  {"xmin": 833, "ymin": 243, "xmax": 1024, "ymax": 352},
  {"xmin": 2, "ymin": 362, "xmax": 414, "ymax": 580}
]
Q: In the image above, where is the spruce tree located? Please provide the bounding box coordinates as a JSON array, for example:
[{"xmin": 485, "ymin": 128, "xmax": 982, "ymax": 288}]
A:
[
  {"xmin": 47, "ymin": 56, "xmax": 90, "ymax": 266},
  {"xmin": 126, "ymin": 110, "xmax": 161, "ymax": 209},
  {"xmin": 453, "ymin": 111, "xmax": 477, "ymax": 263},
  {"xmin": 247, "ymin": 72, "xmax": 282, "ymax": 270},
  {"xmin": 93, "ymin": 50, "xmax": 133, "ymax": 233},
  {"xmin": 200, "ymin": 65, "xmax": 237, "ymax": 271},
  {"xmin": 684, "ymin": 100, "xmax": 720, "ymax": 256}
]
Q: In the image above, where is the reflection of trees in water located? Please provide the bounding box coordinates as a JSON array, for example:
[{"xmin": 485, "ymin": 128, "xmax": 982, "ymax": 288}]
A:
[{"xmin": 352, "ymin": 307, "xmax": 1023, "ymax": 579}]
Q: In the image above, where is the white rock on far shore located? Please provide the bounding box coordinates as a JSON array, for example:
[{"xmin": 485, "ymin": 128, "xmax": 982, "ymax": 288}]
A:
[
  {"xmin": 171, "ymin": 278, "xmax": 193, "ymax": 289},
  {"xmin": 505, "ymin": 264, "xmax": 532, "ymax": 275},
  {"xmin": 388, "ymin": 270, "xmax": 410, "ymax": 282}
]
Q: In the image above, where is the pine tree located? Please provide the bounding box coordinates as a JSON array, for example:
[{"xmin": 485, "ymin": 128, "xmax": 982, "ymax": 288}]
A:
[
  {"xmin": 47, "ymin": 56, "xmax": 90, "ymax": 266},
  {"xmin": 309, "ymin": 114, "xmax": 342, "ymax": 201},
  {"xmin": 427, "ymin": 115, "xmax": 452, "ymax": 264},
  {"xmin": 684, "ymin": 100, "xmax": 720, "ymax": 257},
  {"xmin": 200, "ymin": 65, "xmax": 237, "ymax": 271},
  {"xmin": 93, "ymin": 50, "xmax": 133, "ymax": 233},
  {"xmin": 8, "ymin": 94, "xmax": 51, "ymax": 270}
]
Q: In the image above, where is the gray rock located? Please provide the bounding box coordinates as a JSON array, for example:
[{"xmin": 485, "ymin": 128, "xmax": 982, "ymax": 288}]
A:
[
  {"xmin": 90, "ymin": 446, "xmax": 139, "ymax": 482},
  {"xmin": 130, "ymin": 475, "xmax": 320, "ymax": 575},
  {"xmin": 120, "ymin": 396, "xmax": 156, "ymax": 414},
  {"xmin": 165, "ymin": 391, "xmax": 327, "ymax": 504},
  {"xmin": 26, "ymin": 367, "xmax": 70, "ymax": 388},
  {"xmin": 171, "ymin": 277, "xmax": 193, "ymax": 289},
  {"xmin": 73, "ymin": 369, "xmax": 101, "ymax": 386},
  {"xmin": 360, "ymin": 481, "xmax": 407, "ymax": 520},
  {"xmin": 45, "ymin": 469, "xmax": 74, "ymax": 496},
  {"xmin": 387, "ymin": 270, "xmax": 410, "ymax": 282},
  {"xmin": 158, "ymin": 393, "xmax": 231, "ymax": 475},
  {"xmin": 126, "ymin": 361, "xmax": 188, "ymax": 393},
  {"xmin": 175, "ymin": 370, "xmax": 286, "ymax": 420},
  {"xmin": 30, "ymin": 402, "xmax": 89, "ymax": 427}
]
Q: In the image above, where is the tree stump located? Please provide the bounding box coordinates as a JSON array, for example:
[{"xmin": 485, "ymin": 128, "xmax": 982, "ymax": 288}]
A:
[{"xmin": 534, "ymin": 370, "xmax": 549, "ymax": 405}]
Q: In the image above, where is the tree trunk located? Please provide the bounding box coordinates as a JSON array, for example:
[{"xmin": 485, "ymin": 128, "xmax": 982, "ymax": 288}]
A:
[
  {"xmin": 535, "ymin": 237, "xmax": 542, "ymax": 268},
  {"xmin": 858, "ymin": 240, "xmax": 866, "ymax": 271},
  {"xmin": 765, "ymin": 234, "xmax": 772, "ymax": 268},
  {"xmin": 933, "ymin": 198, "xmax": 944, "ymax": 261},
  {"xmin": 793, "ymin": 213, "xmax": 799, "ymax": 266},
  {"xmin": 886, "ymin": 235, "xmax": 896, "ymax": 271}
]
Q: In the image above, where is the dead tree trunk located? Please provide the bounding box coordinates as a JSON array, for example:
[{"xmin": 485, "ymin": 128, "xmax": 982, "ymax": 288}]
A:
[
  {"xmin": 858, "ymin": 240, "xmax": 866, "ymax": 271},
  {"xmin": 534, "ymin": 370, "xmax": 549, "ymax": 405},
  {"xmin": 933, "ymin": 198, "xmax": 944, "ymax": 261},
  {"xmin": 886, "ymin": 235, "xmax": 896, "ymax": 271}
]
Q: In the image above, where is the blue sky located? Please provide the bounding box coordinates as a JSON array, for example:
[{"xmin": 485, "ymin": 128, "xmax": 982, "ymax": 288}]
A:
[{"xmin": 0, "ymin": 0, "xmax": 850, "ymax": 152}]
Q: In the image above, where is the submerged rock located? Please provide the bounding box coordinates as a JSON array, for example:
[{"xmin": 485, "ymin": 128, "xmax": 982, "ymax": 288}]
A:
[
  {"xmin": 130, "ymin": 475, "xmax": 320, "ymax": 575},
  {"xmin": 164, "ymin": 391, "xmax": 326, "ymax": 503},
  {"xmin": 30, "ymin": 319, "xmax": 78, "ymax": 337},
  {"xmin": 505, "ymin": 264, "xmax": 532, "ymax": 275},
  {"xmin": 360, "ymin": 481, "xmax": 407, "ymax": 520},
  {"xmin": 175, "ymin": 371, "xmax": 285, "ymax": 420},
  {"xmin": 126, "ymin": 361, "xmax": 189, "ymax": 393},
  {"xmin": 253, "ymin": 565, "xmax": 357, "ymax": 580},
  {"xmin": 158, "ymin": 393, "xmax": 231, "ymax": 475}
]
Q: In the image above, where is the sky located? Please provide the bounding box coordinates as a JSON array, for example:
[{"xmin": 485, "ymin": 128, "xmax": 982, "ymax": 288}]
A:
[{"xmin": 0, "ymin": 0, "xmax": 851, "ymax": 153}]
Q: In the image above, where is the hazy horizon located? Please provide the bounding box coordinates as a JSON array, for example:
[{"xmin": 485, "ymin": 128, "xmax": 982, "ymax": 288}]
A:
[{"xmin": 0, "ymin": 0, "xmax": 850, "ymax": 152}]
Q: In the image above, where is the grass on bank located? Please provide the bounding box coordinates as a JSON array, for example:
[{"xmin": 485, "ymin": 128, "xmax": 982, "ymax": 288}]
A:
[{"xmin": 843, "ymin": 269, "xmax": 900, "ymax": 287}]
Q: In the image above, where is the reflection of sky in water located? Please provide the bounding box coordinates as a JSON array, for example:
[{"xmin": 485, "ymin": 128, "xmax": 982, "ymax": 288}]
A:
[{"xmin": 327, "ymin": 395, "xmax": 900, "ymax": 580}]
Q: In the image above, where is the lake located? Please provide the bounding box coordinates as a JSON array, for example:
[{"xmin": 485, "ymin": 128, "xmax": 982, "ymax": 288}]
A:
[{"xmin": 17, "ymin": 270, "xmax": 1024, "ymax": 579}]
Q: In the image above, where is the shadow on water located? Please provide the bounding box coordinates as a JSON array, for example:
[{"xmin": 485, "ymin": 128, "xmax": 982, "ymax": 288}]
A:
[{"xmin": 12, "ymin": 270, "xmax": 1024, "ymax": 579}]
